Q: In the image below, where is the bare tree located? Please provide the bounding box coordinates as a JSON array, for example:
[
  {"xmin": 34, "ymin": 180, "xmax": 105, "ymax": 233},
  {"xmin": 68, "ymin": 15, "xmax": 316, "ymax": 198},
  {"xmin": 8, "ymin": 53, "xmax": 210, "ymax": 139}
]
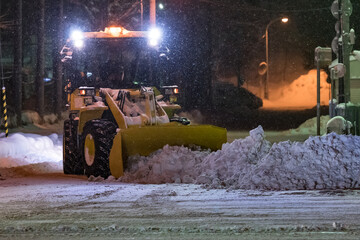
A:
[
  {"xmin": 14, "ymin": 0, "xmax": 22, "ymax": 126},
  {"xmin": 68, "ymin": 0, "xmax": 142, "ymax": 29},
  {"xmin": 55, "ymin": 0, "xmax": 64, "ymax": 118},
  {"xmin": 36, "ymin": 0, "xmax": 45, "ymax": 118}
]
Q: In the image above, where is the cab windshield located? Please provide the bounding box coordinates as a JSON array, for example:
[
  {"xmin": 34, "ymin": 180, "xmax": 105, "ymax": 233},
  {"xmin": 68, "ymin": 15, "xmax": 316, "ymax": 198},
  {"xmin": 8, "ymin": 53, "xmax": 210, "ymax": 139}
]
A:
[{"xmin": 65, "ymin": 38, "xmax": 152, "ymax": 89}]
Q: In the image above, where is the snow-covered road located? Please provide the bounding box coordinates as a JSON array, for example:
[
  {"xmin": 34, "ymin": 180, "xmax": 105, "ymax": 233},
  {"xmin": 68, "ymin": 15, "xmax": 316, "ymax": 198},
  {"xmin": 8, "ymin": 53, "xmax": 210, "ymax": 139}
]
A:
[
  {"xmin": 1, "ymin": 174, "xmax": 360, "ymax": 239},
  {"xmin": 1, "ymin": 118, "xmax": 360, "ymax": 239}
]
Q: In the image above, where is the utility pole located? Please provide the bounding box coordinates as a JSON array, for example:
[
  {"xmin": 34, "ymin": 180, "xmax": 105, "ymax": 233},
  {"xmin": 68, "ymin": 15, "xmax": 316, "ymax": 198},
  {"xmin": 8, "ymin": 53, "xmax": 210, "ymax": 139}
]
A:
[
  {"xmin": 150, "ymin": 0, "xmax": 156, "ymax": 26},
  {"xmin": 341, "ymin": 0, "xmax": 352, "ymax": 103},
  {"xmin": 264, "ymin": 17, "xmax": 288, "ymax": 99},
  {"xmin": 332, "ymin": 0, "xmax": 352, "ymax": 103},
  {"xmin": 0, "ymin": 1, "xmax": 9, "ymax": 137},
  {"xmin": 329, "ymin": 0, "xmax": 356, "ymax": 134},
  {"xmin": 140, "ymin": 0, "xmax": 143, "ymax": 29}
]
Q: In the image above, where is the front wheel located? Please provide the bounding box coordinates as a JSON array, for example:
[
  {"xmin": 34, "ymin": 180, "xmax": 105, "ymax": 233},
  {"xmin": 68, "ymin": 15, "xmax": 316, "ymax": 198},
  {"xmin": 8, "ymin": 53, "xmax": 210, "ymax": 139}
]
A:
[
  {"xmin": 63, "ymin": 119, "xmax": 83, "ymax": 175},
  {"xmin": 81, "ymin": 119, "xmax": 117, "ymax": 178}
]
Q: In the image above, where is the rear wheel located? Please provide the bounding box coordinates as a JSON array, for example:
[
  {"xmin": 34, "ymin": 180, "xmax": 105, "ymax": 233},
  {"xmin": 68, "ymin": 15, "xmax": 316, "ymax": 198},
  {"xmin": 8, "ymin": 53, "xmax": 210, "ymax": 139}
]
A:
[
  {"xmin": 63, "ymin": 119, "xmax": 83, "ymax": 175},
  {"xmin": 81, "ymin": 119, "xmax": 117, "ymax": 178}
]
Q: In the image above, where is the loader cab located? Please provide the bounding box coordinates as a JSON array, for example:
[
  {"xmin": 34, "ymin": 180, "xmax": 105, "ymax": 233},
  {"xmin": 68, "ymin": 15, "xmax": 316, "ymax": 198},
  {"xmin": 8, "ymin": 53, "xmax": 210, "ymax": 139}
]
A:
[
  {"xmin": 61, "ymin": 27, "xmax": 181, "ymax": 112},
  {"xmin": 63, "ymin": 37, "xmax": 153, "ymax": 91}
]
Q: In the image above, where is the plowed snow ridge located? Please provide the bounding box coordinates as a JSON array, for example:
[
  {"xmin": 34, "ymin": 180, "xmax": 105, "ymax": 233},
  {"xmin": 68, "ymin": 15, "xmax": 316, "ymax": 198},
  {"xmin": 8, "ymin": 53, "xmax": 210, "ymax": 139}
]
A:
[
  {"xmin": 1, "ymin": 126, "xmax": 360, "ymax": 190},
  {"xmin": 120, "ymin": 126, "xmax": 360, "ymax": 190}
]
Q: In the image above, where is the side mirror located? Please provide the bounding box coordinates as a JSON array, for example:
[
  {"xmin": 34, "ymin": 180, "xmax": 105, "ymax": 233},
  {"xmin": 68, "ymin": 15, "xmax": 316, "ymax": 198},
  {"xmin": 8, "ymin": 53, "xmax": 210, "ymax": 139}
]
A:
[
  {"xmin": 158, "ymin": 46, "xmax": 170, "ymax": 60},
  {"xmin": 60, "ymin": 45, "xmax": 73, "ymax": 62}
]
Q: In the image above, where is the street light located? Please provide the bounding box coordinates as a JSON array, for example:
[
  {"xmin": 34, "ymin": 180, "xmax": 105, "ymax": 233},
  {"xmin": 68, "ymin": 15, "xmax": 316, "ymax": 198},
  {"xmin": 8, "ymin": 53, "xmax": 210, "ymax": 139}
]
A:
[{"xmin": 264, "ymin": 17, "xmax": 288, "ymax": 99}]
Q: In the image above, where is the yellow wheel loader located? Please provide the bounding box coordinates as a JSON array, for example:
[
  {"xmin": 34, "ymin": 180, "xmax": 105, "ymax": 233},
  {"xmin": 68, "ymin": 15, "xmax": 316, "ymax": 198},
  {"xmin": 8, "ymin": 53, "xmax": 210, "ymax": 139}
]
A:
[{"xmin": 62, "ymin": 27, "xmax": 227, "ymax": 178}]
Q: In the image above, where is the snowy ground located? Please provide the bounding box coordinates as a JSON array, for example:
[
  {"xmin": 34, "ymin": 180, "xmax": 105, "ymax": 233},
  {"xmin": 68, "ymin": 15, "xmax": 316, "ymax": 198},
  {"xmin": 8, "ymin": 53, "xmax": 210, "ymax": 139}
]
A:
[
  {"xmin": 1, "ymin": 113, "xmax": 360, "ymax": 239},
  {"xmin": 1, "ymin": 174, "xmax": 360, "ymax": 239}
]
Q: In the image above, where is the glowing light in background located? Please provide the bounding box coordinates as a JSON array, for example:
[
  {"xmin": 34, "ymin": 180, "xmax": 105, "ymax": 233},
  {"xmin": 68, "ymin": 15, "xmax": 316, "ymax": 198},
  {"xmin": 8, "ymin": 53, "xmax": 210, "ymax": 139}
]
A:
[
  {"xmin": 281, "ymin": 17, "xmax": 289, "ymax": 23},
  {"xmin": 260, "ymin": 70, "xmax": 330, "ymax": 109}
]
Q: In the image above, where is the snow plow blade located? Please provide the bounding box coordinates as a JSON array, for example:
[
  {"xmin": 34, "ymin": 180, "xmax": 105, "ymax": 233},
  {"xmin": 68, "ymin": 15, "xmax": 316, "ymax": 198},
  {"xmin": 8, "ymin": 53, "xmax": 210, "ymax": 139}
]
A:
[{"xmin": 109, "ymin": 123, "xmax": 227, "ymax": 178}]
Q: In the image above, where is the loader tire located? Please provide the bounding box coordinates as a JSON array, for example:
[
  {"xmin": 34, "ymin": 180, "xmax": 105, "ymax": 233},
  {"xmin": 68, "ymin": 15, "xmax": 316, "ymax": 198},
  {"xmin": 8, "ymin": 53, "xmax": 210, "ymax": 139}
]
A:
[
  {"xmin": 81, "ymin": 119, "xmax": 117, "ymax": 178},
  {"xmin": 63, "ymin": 119, "xmax": 84, "ymax": 175}
]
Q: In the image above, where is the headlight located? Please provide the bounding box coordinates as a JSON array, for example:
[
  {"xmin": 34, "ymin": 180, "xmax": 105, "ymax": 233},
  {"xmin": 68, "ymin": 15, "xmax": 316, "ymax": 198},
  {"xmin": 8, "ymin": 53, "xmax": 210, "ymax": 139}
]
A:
[
  {"xmin": 148, "ymin": 27, "xmax": 162, "ymax": 47},
  {"xmin": 79, "ymin": 87, "xmax": 95, "ymax": 96},
  {"xmin": 70, "ymin": 30, "xmax": 84, "ymax": 40},
  {"xmin": 70, "ymin": 30, "xmax": 84, "ymax": 48}
]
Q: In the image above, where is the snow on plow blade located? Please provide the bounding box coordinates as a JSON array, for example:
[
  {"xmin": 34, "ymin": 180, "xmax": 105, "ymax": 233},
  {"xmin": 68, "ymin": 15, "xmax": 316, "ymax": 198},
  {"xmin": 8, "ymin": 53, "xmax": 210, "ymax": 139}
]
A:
[{"xmin": 109, "ymin": 124, "xmax": 227, "ymax": 178}]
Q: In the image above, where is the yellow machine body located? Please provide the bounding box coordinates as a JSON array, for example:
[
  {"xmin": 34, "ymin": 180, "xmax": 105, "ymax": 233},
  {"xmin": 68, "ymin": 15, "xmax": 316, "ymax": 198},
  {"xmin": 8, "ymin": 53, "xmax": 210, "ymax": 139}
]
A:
[
  {"xmin": 71, "ymin": 87, "xmax": 226, "ymax": 178},
  {"xmin": 63, "ymin": 27, "xmax": 227, "ymax": 178}
]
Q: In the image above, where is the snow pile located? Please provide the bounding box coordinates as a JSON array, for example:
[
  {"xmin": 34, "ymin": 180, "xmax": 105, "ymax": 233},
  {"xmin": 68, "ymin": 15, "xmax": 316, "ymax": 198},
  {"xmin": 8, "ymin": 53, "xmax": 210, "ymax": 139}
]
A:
[
  {"xmin": 122, "ymin": 126, "xmax": 360, "ymax": 190},
  {"xmin": 0, "ymin": 133, "xmax": 62, "ymax": 171},
  {"xmin": 326, "ymin": 116, "xmax": 352, "ymax": 135},
  {"xmin": 240, "ymin": 134, "xmax": 360, "ymax": 190},
  {"xmin": 262, "ymin": 69, "xmax": 330, "ymax": 109},
  {"xmin": 285, "ymin": 115, "xmax": 330, "ymax": 135},
  {"xmin": 120, "ymin": 145, "xmax": 209, "ymax": 184},
  {"xmin": 196, "ymin": 127, "xmax": 271, "ymax": 188},
  {"xmin": 200, "ymin": 128, "xmax": 360, "ymax": 190}
]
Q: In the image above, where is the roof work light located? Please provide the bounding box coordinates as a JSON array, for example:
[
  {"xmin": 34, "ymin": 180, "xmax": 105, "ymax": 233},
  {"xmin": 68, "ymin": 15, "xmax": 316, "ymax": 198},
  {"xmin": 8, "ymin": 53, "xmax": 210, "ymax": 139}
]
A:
[
  {"xmin": 104, "ymin": 27, "xmax": 129, "ymax": 37},
  {"xmin": 70, "ymin": 30, "xmax": 84, "ymax": 48},
  {"xmin": 148, "ymin": 27, "xmax": 162, "ymax": 47}
]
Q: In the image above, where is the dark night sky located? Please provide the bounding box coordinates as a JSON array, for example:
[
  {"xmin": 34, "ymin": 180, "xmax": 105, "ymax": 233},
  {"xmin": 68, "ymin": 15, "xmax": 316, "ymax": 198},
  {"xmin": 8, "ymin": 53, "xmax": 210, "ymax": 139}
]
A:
[{"xmin": 206, "ymin": 0, "xmax": 360, "ymax": 82}]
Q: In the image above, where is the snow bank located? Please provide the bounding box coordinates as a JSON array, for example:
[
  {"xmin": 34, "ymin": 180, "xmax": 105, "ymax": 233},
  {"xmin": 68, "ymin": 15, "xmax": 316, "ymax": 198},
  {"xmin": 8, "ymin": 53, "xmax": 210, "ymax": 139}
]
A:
[
  {"xmin": 241, "ymin": 134, "xmax": 360, "ymax": 190},
  {"xmin": 0, "ymin": 111, "xmax": 65, "ymax": 177},
  {"xmin": 1, "ymin": 123, "xmax": 360, "ymax": 191},
  {"xmin": 121, "ymin": 126, "xmax": 360, "ymax": 190},
  {"xmin": 285, "ymin": 115, "xmax": 330, "ymax": 135},
  {"xmin": 0, "ymin": 133, "xmax": 62, "ymax": 169}
]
